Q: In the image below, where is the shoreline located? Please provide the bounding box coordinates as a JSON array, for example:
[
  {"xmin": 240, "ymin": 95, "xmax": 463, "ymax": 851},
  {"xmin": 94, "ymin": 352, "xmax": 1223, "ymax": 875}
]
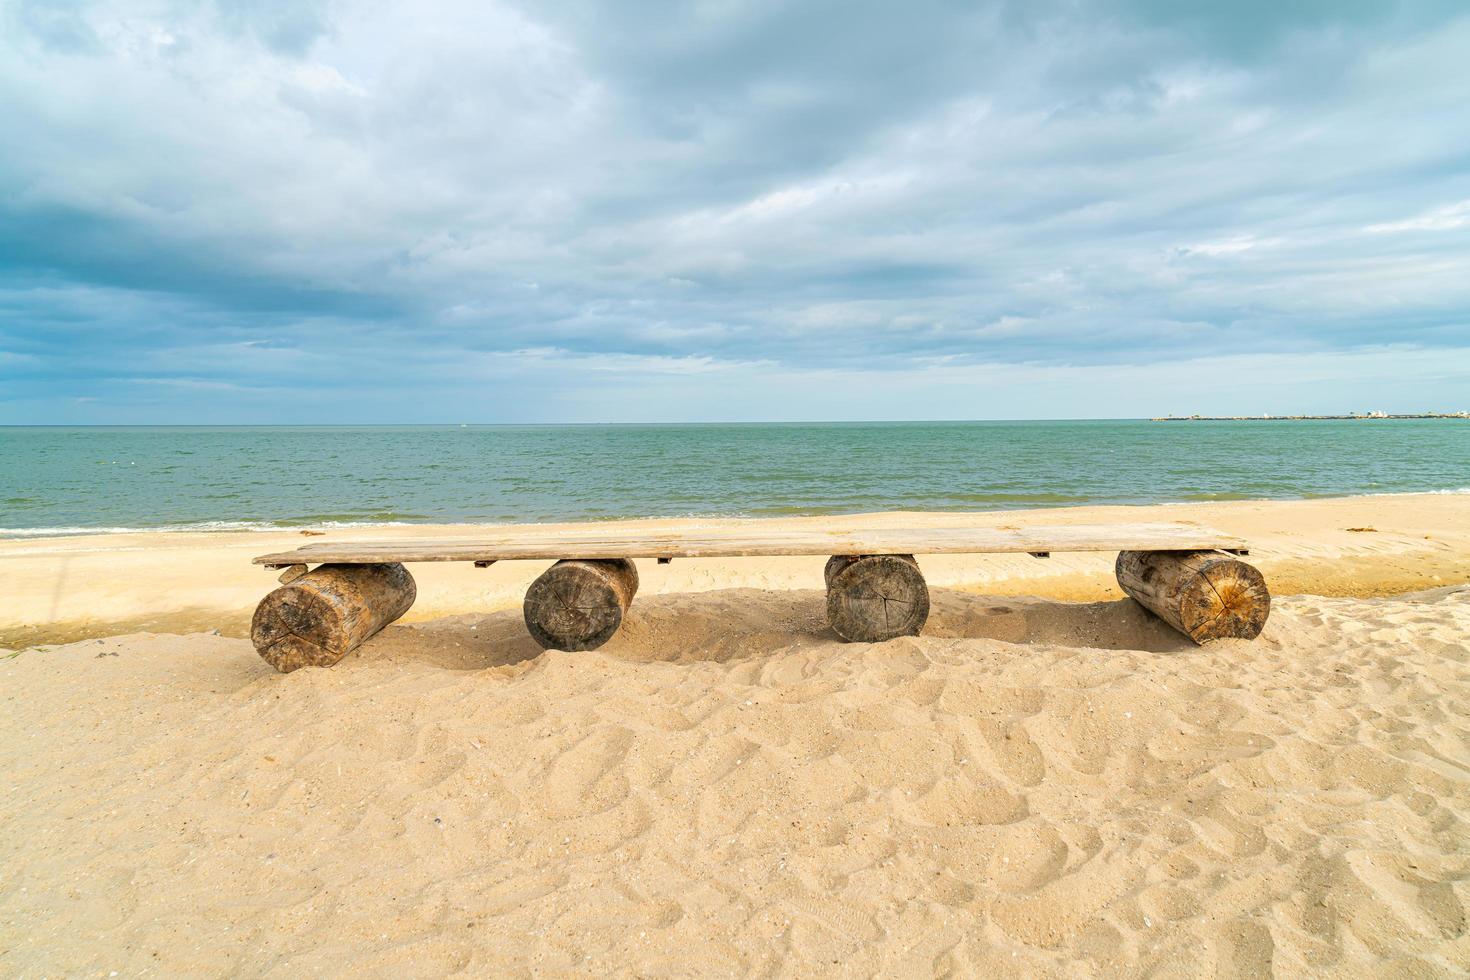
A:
[
  {"xmin": 3, "ymin": 486, "xmax": 1468, "ymax": 541},
  {"xmin": 3, "ymin": 492, "xmax": 1467, "ymax": 649}
]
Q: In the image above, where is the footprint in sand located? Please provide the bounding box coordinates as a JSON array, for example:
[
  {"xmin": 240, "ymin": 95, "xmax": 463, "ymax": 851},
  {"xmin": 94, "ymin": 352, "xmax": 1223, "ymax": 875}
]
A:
[
  {"xmin": 909, "ymin": 777, "xmax": 1028, "ymax": 828},
  {"xmin": 537, "ymin": 727, "xmax": 634, "ymax": 820},
  {"xmin": 972, "ymin": 719, "xmax": 1047, "ymax": 786},
  {"xmin": 989, "ymin": 821, "xmax": 1070, "ymax": 893}
]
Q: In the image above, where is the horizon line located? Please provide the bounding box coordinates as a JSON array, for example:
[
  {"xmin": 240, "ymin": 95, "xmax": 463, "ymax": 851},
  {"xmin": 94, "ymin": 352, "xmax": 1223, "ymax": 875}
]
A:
[{"xmin": 4, "ymin": 414, "xmax": 1468, "ymax": 429}]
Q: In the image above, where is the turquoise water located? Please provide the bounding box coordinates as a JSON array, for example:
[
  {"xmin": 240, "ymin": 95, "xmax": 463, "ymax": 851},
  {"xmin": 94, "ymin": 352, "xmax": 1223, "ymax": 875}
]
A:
[{"xmin": 1, "ymin": 421, "xmax": 1466, "ymax": 535}]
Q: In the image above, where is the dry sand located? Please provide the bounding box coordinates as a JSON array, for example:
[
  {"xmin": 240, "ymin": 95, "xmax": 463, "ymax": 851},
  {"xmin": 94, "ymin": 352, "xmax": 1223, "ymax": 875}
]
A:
[{"xmin": 2, "ymin": 494, "xmax": 1469, "ymax": 976}]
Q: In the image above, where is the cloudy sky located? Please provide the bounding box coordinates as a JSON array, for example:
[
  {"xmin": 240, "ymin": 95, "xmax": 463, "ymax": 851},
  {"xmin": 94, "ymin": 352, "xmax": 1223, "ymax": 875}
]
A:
[{"xmin": 2, "ymin": 0, "xmax": 1468, "ymax": 423}]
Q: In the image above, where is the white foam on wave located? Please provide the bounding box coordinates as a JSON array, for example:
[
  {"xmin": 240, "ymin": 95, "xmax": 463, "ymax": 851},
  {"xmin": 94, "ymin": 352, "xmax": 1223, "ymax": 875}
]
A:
[
  {"xmin": 0, "ymin": 520, "xmax": 420, "ymax": 539},
  {"xmin": 1361, "ymin": 487, "xmax": 1470, "ymax": 498},
  {"xmin": 3, "ymin": 489, "xmax": 1467, "ymax": 540},
  {"xmin": 1155, "ymin": 487, "xmax": 1470, "ymax": 506}
]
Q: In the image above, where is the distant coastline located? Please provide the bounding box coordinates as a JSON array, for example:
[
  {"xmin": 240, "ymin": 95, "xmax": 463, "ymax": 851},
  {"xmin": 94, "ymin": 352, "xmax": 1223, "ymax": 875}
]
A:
[{"xmin": 1151, "ymin": 412, "xmax": 1468, "ymax": 422}]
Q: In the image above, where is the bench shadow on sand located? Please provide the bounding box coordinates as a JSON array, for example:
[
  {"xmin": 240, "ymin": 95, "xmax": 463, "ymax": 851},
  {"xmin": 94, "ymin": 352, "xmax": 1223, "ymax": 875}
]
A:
[{"xmin": 366, "ymin": 587, "xmax": 1196, "ymax": 673}]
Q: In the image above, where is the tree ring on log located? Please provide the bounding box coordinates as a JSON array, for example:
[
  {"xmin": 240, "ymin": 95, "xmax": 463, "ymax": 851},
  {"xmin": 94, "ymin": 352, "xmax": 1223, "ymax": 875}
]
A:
[
  {"xmin": 523, "ymin": 558, "xmax": 639, "ymax": 651},
  {"xmin": 824, "ymin": 554, "xmax": 858, "ymax": 589},
  {"xmin": 1115, "ymin": 550, "xmax": 1270, "ymax": 643},
  {"xmin": 825, "ymin": 553, "xmax": 930, "ymax": 642}
]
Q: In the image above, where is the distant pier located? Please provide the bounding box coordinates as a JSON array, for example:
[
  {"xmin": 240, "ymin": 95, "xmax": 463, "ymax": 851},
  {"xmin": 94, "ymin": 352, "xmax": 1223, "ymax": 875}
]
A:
[{"xmin": 1151, "ymin": 412, "xmax": 1468, "ymax": 422}]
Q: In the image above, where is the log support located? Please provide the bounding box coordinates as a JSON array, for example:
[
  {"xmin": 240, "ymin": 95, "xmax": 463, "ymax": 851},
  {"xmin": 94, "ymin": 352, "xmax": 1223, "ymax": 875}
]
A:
[
  {"xmin": 824, "ymin": 554, "xmax": 930, "ymax": 642},
  {"xmin": 277, "ymin": 563, "xmax": 308, "ymax": 584},
  {"xmin": 251, "ymin": 562, "xmax": 416, "ymax": 672},
  {"xmin": 1115, "ymin": 550, "xmax": 1270, "ymax": 643},
  {"xmin": 523, "ymin": 558, "xmax": 639, "ymax": 651}
]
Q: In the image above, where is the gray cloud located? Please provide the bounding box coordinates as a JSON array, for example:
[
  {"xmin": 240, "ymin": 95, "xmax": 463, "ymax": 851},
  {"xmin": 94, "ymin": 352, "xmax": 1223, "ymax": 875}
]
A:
[{"xmin": 1, "ymin": 0, "xmax": 1468, "ymax": 421}]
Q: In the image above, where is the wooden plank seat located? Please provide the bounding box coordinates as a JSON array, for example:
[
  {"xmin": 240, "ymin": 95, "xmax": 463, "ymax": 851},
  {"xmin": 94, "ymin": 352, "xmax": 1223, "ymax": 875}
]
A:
[{"xmin": 249, "ymin": 523, "xmax": 1266, "ymax": 671}]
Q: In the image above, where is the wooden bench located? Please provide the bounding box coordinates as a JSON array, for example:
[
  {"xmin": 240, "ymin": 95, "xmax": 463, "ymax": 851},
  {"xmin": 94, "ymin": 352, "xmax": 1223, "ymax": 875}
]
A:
[{"xmin": 249, "ymin": 523, "xmax": 1268, "ymax": 672}]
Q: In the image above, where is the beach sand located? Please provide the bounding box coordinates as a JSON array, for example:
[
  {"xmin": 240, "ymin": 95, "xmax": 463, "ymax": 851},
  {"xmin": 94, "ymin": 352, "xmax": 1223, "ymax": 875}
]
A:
[{"xmin": 3, "ymin": 494, "xmax": 1469, "ymax": 975}]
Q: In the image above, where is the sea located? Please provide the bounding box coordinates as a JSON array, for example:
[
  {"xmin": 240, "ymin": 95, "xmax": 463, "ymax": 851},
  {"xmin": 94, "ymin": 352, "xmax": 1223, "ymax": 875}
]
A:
[{"xmin": 1, "ymin": 421, "xmax": 1466, "ymax": 537}]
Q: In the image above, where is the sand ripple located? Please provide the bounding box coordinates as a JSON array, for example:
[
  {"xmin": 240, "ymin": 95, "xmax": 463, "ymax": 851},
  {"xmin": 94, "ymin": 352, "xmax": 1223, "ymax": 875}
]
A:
[{"xmin": 3, "ymin": 587, "xmax": 1468, "ymax": 976}]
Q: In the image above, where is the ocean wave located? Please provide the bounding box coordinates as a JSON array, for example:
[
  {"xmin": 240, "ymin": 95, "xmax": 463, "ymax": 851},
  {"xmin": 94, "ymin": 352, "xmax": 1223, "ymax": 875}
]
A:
[
  {"xmin": 3, "ymin": 488, "xmax": 1467, "ymax": 539},
  {"xmin": 1359, "ymin": 487, "xmax": 1470, "ymax": 498},
  {"xmin": 0, "ymin": 520, "xmax": 421, "ymax": 539},
  {"xmin": 0, "ymin": 514, "xmax": 761, "ymax": 538}
]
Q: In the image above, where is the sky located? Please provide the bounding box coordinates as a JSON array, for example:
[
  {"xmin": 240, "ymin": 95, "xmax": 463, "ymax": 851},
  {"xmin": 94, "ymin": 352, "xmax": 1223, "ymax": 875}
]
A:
[{"xmin": 2, "ymin": 0, "xmax": 1469, "ymax": 423}]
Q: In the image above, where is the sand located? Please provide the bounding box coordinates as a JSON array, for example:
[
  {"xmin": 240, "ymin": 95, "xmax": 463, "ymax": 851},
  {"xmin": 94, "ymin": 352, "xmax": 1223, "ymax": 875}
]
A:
[
  {"xmin": 4, "ymin": 493, "xmax": 1468, "ymax": 649},
  {"xmin": 2, "ymin": 494, "xmax": 1469, "ymax": 976}
]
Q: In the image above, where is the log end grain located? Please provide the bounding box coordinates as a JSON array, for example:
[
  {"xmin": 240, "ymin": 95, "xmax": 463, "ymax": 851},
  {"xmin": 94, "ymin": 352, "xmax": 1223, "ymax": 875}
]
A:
[
  {"xmin": 825, "ymin": 554, "xmax": 930, "ymax": 642},
  {"xmin": 1115, "ymin": 550, "xmax": 1270, "ymax": 643},
  {"xmin": 523, "ymin": 558, "xmax": 639, "ymax": 651}
]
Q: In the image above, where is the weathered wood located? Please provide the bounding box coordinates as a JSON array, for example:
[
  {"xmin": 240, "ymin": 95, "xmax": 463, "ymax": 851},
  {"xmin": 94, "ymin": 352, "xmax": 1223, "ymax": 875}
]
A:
[
  {"xmin": 826, "ymin": 554, "xmax": 930, "ymax": 643},
  {"xmin": 277, "ymin": 563, "xmax": 308, "ymax": 584},
  {"xmin": 251, "ymin": 563, "xmax": 416, "ymax": 672},
  {"xmin": 254, "ymin": 522, "xmax": 1247, "ymax": 566},
  {"xmin": 823, "ymin": 554, "xmax": 854, "ymax": 589},
  {"xmin": 1115, "ymin": 550, "xmax": 1270, "ymax": 643},
  {"xmin": 523, "ymin": 558, "xmax": 639, "ymax": 651}
]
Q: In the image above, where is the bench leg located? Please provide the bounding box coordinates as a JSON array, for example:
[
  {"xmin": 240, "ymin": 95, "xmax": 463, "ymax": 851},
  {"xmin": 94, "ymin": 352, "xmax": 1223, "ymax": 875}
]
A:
[
  {"xmin": 251, "ymin": 563, "xmax": 417, "ymax": 672},
  {"xmin": 523, "ymin": 558, "xmax": 639, "ymax": 651},
  {"xmin": 1115, "ymin": 550, "xmax": 1270, "ymax": 643},
  {"xmin": 825, "ymin": 554, "xmax": 930, "ymax": 642}
]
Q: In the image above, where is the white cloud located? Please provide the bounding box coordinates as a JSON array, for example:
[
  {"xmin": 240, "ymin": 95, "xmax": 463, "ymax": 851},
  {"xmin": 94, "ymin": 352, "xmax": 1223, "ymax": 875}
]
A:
[
  {"xmin": 2, "ymin": 1, "xmax": 1469, "ymax": 421},
  {"xmin": 1177, "ymin": 236, "xmax": 1268, "ymax": 256},
  {"xmin": 1365, "ymin": 200, "xmax": 1470, "ymax": 234}
]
